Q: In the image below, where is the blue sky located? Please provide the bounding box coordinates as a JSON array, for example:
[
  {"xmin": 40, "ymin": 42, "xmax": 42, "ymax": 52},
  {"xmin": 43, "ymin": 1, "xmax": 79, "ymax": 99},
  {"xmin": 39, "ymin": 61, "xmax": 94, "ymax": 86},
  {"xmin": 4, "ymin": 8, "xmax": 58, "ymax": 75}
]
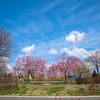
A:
[{"xmin": 0, "ymin": 0, "xmax": 100, "ymax": 71}]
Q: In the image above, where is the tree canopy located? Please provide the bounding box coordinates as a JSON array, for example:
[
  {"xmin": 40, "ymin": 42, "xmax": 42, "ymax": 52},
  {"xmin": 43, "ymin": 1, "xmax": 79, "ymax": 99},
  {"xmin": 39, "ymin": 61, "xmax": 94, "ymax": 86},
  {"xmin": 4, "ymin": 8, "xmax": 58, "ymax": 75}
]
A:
[
  {"xmin": 47, "ymin": 53, "xmax": 83, "ymax": 82},
  {"xmin": 12, "ymin": 55, "xmax": 47, "ymax": 82},
  {"xmin": 73, "ymin": 64, "xmax": 90, "ymax": 78}
]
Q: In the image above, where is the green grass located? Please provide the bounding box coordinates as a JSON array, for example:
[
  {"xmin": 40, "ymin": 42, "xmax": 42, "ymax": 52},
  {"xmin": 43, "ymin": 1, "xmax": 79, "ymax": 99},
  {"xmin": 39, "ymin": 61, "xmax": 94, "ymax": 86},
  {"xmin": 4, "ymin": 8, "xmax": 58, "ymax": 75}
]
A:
[
  {"xmin": 18, "ymin": 81, "xmax": 78, "ymax": 86},
  {"xmin": 1, "ymin": 86, "xmax": 100, "ymax": 96},
  {"xmin": 0, "ymin": 85, "xmax": 28, "ymax": 95},
  {"xmin": 46, "ymin": 87, "xmax": 65, "ymax": 94},
  {"xmin": 79, "ymin": 87, "xmax": 84, "ymax": 91}
]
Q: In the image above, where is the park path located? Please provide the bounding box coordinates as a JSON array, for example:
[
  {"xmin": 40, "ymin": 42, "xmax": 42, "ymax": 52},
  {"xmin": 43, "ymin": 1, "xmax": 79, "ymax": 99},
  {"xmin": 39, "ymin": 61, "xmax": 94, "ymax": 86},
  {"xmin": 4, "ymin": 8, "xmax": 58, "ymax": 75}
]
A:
[{"xmin": 19, "ymin": 85, "xmax": 91, "ymax": 88}]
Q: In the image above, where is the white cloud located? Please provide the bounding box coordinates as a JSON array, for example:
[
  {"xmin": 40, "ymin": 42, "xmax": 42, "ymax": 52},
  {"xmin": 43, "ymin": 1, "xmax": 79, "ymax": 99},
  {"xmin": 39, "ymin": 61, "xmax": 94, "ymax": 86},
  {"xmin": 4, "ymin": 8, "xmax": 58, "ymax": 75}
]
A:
[
  {"xmin": 0, "ymin": 63, "xmax": 12, "ymax": 70},
  {"xmin": 6, "ymin": 64, "xmax": 12, "ymax": 70},
  {"xmin": 0, "ymin": 57, "xmax": 10, "ymax": 61},
  {"xmin": 22, "ymin": 44, "xmax": 35, "ymax": 53},
  {"xmin": 76, "ymin": 32, "xmax": 85, "ymax": 41},
  {"xmin": 65, "ymin": 34, "xmax": 76, "ymax": 43},
  {"xmin": 49, "ymin": 48, "xmax": 58, "ymax": 54},
  {"xmin": 71, "ymin": 31, "xmax": 85, "ymax": 41},
  {"xmin": 18, "ymin": 55, "xmax": 23, "ymax": 58},
  {"xmin": 65, "ymin": 31, "xmax": 85, "ymax": 43},
  {"xmin": 61, "ymin": 47, "xmax": 89, "ymax": 58}
]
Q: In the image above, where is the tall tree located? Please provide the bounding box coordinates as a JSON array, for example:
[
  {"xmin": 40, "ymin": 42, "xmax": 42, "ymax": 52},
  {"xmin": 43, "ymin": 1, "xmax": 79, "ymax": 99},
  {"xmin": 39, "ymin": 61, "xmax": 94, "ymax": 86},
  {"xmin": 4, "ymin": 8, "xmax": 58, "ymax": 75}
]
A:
[
  {"xmin": 13, "ymin": 55, "xmax": 47, "ymax": 82},
  {"xmin": 92, "ymin": 70, "xmax": 98, "ymax": 77},
  {"xmin": 56, "ymin": 53, "xmax": 83, "ymax": 82},
  {"xmin": 85, "ymin": 51, "xmax": 100, "ymax": 75},
  {"xmin": 47, "ymin": 53, "xmax": 83, "ymax": 83},
  {"xmin": 0, "ymin": 26, "xmax": 16, "ymax": 74}
]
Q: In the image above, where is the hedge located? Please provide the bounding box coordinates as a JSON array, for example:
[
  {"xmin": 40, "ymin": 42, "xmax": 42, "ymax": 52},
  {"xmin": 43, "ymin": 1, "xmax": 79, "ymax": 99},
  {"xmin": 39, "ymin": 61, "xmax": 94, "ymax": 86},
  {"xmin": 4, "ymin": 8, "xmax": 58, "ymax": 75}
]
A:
[
  {"xmin": 0, "ymin": 77, "xmax": 18, "ymax": 88},
  {"xmin": 23, "ymin": 77, "xmax": 64, "ymax": 81},
  {"xmin": 75, "ymin": 77, "xmax": 100, "ymax": 84},
  {"xmin": 75, "ymin": 78, "xmax": 89, "ymax": 84}
]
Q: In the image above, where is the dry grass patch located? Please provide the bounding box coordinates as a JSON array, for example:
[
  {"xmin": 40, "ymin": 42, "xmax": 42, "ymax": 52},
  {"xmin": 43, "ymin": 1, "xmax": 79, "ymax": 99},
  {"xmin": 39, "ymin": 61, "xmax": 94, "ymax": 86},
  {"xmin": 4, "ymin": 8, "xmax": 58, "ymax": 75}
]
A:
[
  {"xmin": 77, "ymin": 86, "xmax": 100, "ymax": 96},
  {"xmin": 25, "ymin": 87, "xmax": 80, "ymax": 96}
]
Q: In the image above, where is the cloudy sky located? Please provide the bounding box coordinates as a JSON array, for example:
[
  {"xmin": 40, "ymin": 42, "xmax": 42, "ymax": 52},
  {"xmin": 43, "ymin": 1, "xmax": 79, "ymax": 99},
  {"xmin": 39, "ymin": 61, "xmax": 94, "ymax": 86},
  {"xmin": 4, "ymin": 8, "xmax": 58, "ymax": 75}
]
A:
[{"xmin": 0, "ymin": 0, "xmax": 100, "ymax": 70}]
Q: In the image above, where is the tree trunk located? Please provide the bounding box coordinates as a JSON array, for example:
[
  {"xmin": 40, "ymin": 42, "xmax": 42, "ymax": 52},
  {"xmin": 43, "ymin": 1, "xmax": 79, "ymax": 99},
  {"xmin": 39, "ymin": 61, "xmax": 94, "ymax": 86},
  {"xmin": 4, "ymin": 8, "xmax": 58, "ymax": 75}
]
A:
[
  {"xmin": 80, "ymin": 73, "xmax": 82, "ymax": 78},
  {"xmin": 96, "ymin": 64, "xmax": 99, "ymax": 76},
  {"xmin": 97, "ymin": 67, "xmax": 99, "ymax": 76},
  {"xmin": 27, "ymin": 70, "xmax": 29, "ymax": 83},
  {"xmin": 64, "ymin": 75, "xmax": 67, "ymax": 83}
]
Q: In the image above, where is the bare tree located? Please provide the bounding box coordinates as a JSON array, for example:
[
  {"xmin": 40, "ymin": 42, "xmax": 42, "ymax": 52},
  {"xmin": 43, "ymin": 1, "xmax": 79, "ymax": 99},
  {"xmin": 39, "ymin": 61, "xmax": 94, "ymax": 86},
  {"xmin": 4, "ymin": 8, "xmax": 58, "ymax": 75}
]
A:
[
  {"xmin": 85, "ymin": 51, "xmax": 100, "ymax": 75},
  {"xmin": 0, "ymin": 26, "xmax": 17, "ymax": 75}
]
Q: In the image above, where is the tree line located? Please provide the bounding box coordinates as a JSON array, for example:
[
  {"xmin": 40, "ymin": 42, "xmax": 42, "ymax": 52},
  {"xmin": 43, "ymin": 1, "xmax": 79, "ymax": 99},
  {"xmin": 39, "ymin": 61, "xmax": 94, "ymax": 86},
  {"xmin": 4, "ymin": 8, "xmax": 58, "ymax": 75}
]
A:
[{"xmin": 0, "ymin": 26, "xmax": 100, "ymax": 83}]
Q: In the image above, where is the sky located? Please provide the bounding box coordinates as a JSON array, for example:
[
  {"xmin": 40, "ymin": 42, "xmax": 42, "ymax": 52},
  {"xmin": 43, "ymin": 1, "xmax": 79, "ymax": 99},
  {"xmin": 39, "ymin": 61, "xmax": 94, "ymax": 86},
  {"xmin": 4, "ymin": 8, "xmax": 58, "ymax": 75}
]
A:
[{"xmin": 0, "ymin": 0, "xmax": 100, "ymax": 71}]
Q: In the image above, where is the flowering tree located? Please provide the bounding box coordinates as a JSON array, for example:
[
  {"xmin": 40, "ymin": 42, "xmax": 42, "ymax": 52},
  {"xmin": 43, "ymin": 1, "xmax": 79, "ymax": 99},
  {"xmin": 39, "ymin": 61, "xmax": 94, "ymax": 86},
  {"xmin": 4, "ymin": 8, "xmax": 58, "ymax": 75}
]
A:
[
  {"xmin": 85, "ymin": 51, "xmax": 100, "ymax": 75},
  {"xmin": 12, "ymin": 55, "xmax": 47, "ymax": 82},
  {"xmin": 55, "ymin": 53, "xmax": 83, "ymax": 82},
  {"xmin": 46, "ymin": 62, "xmax": 63, "ymax": 80},
  {"xmin": 46, "ymin": 53, "xmax": 83, "ymax": 82}
]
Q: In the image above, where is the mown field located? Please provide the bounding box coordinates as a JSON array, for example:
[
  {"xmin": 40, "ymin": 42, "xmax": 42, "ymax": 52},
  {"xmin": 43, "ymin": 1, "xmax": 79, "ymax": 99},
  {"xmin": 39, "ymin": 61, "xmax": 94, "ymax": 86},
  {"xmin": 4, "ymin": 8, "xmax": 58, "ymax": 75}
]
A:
[
  {"xmin": 0, "ymin": 81, "xmax": 100, "ymax": 96},
  {"xmin": 0, "ymin": 85, "xmax": 100, "ymax": 96}
]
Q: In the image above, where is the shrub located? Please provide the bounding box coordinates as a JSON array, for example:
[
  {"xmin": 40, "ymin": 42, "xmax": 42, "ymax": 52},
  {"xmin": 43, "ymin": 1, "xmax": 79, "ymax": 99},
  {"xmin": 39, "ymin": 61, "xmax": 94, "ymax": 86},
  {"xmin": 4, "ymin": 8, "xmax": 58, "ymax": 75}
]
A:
[
  {"xmin": 75, "ymin": 78, "xmax": 89, "ymax": 84},
  {"xmin": 23, "ymin": 78, "xmax": 35, "ymax": 81},
  {"xmin": 75, "ymin": 78, "xmax": 84, "ymax": 84},
  {"xmin": 51, "ymin": 76, "xmax": 56, "ymax": 81},
  {"xmin": 46, "ymin": 76, "xmax": 65, "ymax": 81},
  {"xmin": 29, "ymin": 79, "xmax": 35, "ymax": 81},
  {"xmin": 0, "ymin": 77, "xmax": 18, "ymax": 88},
  {"xmin": 46, "ymin": 77, "xmax": 51, "ymax": 81},
  {"xmin": 84, "ymin": 78, "xmax": 90, "ymax": 84},
  {"xmin": 90, "ymin": 77, "xmax": 100, "ymax": 83},
  {"xmin": 76, "ymin": 77, "xmax": 100, "ymax": 84},
  {"xmin": 88, "ymin": 77, "xmax": 100, "ymax": 91},
  {"xmin": 56, "ymin": 77, "xmax": 61, "ymax": 81},
  {"xmin": 61, "ymin": 76, "xmax": 64, "ymax": 81},
  {"xmin": 36, "ymin": 77, "xmax": 43, "ymax": 81},
  {"xmin": 23, "ymin": 78, "xmax": 27, "ymax": 81}
]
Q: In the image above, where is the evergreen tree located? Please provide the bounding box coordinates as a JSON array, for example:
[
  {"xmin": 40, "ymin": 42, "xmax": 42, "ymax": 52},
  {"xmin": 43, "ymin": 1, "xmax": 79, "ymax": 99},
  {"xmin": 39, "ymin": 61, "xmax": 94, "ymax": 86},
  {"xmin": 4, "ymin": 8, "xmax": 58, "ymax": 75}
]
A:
[{"xmin": 92, "ymin": 70, "xmax": 98, "ymax": 77}]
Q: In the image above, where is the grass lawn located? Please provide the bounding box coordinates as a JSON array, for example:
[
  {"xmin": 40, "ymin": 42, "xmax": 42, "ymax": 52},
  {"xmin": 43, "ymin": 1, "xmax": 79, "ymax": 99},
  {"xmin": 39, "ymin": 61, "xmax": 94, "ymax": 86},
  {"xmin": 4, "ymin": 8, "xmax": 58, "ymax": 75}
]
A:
[
  {"xmin": 18, "ymin": 81, "xmax": 80, "ymax": 86},
  {"xmin": 0, "ymin": 85, "xmax": 100, "ymax": 96}
]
